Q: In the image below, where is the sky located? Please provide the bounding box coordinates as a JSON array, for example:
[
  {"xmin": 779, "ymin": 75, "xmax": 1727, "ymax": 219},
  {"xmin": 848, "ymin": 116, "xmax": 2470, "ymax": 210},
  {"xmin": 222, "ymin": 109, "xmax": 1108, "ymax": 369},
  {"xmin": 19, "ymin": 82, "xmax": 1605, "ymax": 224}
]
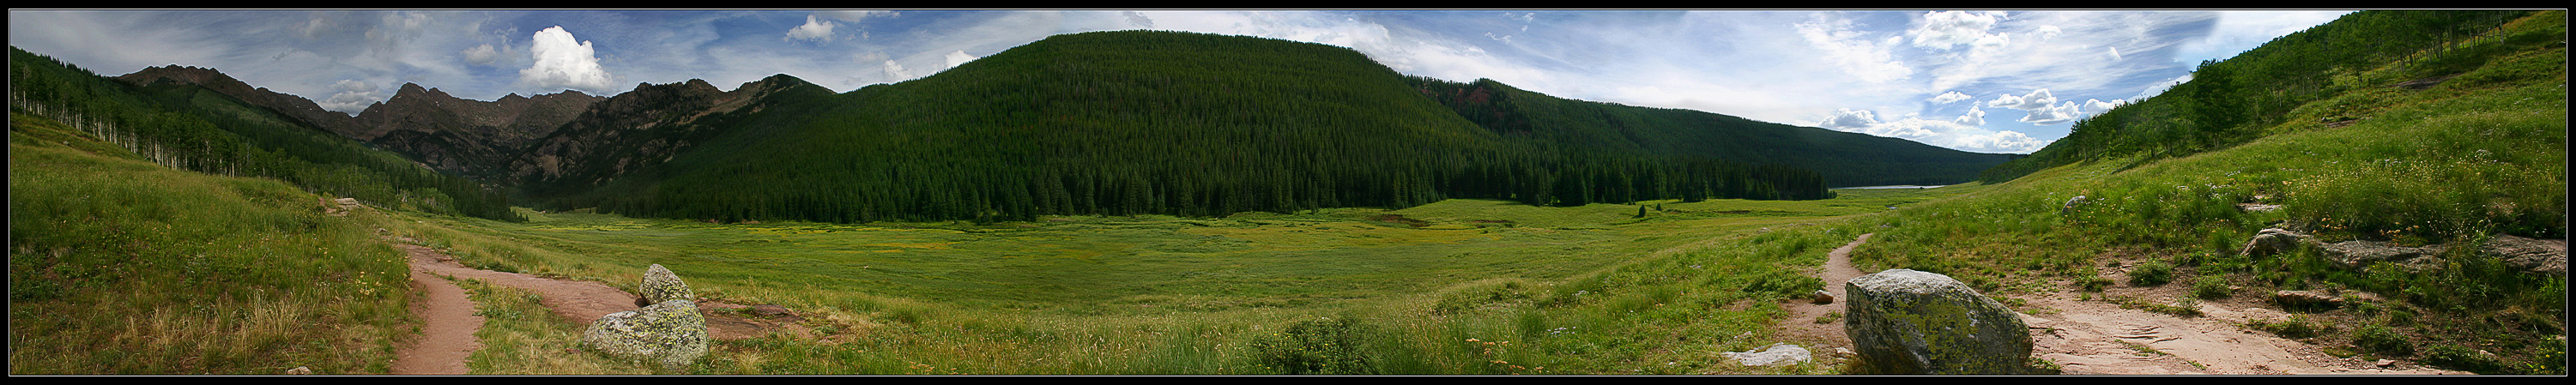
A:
[{"xmin": 6, "ymin": 9, "xmax": 2357, "ymax": 154}]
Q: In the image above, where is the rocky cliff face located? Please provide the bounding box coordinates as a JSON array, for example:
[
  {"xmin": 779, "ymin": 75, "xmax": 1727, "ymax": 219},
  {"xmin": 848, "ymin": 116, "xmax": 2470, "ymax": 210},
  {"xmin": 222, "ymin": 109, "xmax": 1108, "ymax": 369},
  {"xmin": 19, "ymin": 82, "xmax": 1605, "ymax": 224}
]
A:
[
  {"xmin": 348, "ymin": 83, "xmax": 603, "ymax": 178},
  {"xmin": 508, "ymin": 75, "xmax": 826, "ymax": 196}
]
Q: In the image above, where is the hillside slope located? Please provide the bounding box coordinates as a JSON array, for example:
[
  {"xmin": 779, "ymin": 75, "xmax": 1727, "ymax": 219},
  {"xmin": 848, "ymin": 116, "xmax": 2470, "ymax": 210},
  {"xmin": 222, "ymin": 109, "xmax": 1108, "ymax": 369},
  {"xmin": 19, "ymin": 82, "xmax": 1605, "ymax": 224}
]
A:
[
  {"xmin": 555, "ymin": 30, "xmax": 2007, "ymax": 223},
  {"xmin": 1849, "ymin": 9, "xmax": 2565, "ymax": 374}
]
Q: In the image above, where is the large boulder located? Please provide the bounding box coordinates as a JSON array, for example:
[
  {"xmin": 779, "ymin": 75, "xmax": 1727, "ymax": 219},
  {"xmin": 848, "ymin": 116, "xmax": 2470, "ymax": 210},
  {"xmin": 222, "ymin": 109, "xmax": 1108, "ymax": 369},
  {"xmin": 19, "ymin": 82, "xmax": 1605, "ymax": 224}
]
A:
[
  {"xmin": 639, "ymin": 263, "xmax": 694, "ymax": 305},
  {"xmin": 582, "ymin": 298, "xmax": 709, "ymax": 370},
  {"xmin": 1843, "ymin": 269, "xmax": 2032, "ymax": 375}
]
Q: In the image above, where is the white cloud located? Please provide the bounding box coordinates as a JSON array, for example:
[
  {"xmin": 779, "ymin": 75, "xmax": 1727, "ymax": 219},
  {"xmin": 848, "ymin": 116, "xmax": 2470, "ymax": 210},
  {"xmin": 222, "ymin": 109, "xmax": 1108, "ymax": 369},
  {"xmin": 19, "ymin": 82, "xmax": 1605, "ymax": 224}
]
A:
[
  {"xmin": 517, "ymin": 26, "xmax": 617, "ymax": 93},
  {"xmin": 1987, "ymin": 88, "xmax": 2098, "ymax": 125},
  {"xmin": 1795, "ymin": 14, "xmax": 1913, "ymax": 84},
  {"xmin": 944, "ymin": 50, "xmax": 979, "ymax": 70},
  {"xmin": 317, "ymin": 79, "xmax": 386, "ymax": 113},
  {"xmin": 881, "ymin": 59, "xmax": 916, "ymax": 81},
  {"xmin": 1909, "ymin": 10, "xmax": 2007, "ymax": 50},
  {"xmin": 1954, "ymin": 105, "xmax": 1986, "ymax": 126},
  {"xmin": 1928, "ymin": 91, "xmax": 1973, "ymax": 104},
  {"xmin": 461, "ymin": 44, "xmax": 501, "ymax": 66},
  {"xmin": 785, "ymin": 15, "xmax": 837, "ymax": 42},
  {"xmin": 1819, "ymin": 108, "xmax": 1879, "ymax": 130}
]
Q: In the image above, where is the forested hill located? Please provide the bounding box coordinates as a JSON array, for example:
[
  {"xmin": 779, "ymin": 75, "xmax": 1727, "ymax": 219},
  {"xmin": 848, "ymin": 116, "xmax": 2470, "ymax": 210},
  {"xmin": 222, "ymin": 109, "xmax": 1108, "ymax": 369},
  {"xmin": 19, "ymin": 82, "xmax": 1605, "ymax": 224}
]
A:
[
  {"xmin": 1977, "ymin": 10, "xmax": 2544, "ymax": 183},
  {"xmin": 1410, "ymin": 77, "xmax": 2021, "ymax": 187},
  {"xmin": 551, "ymin": 30, "xmax": 2010, "ymax": 223}
]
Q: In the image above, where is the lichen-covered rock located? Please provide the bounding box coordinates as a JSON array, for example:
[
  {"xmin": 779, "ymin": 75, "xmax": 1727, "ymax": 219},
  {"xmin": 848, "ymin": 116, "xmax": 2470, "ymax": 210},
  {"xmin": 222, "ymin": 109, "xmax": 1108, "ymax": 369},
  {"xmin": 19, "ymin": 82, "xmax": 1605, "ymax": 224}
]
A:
[
  {"xmin": 640, "ymin": 264, "xmax": 694, "ymax": 304},
  {"xmin": 2481, "ymin": 235, "xmax": 2567, "ymax": 276},
  {"xmin": 1843, "ymin": 269, "xmax": 2031, "ymax": 375},
  {"xmin": 2320, "ymin": 240, "xmax": 2446, "ymax": 270},
  {"xmin": 2240, "ymin": 228, "xmax": 2313, "ymax": 257},
  {"xmin": 581, "ymin": 299, "xmax": 708, "ymax": 370}
]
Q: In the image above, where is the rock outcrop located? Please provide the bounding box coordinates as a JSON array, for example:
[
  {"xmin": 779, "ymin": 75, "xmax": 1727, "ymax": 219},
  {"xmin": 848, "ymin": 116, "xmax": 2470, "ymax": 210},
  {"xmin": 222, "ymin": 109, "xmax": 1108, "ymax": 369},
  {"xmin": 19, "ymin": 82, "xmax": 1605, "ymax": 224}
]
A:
[
  {"xmin": 2481, "ymin": 235, "xmax": 2567, "ymax": 276},
  {"xmin": 1843, "ymin": 269, "xmax": 2032, "ymax": 375},
  {"xmin": 581, "ymin": 299, "xmax": 709, "ymax": 370}
]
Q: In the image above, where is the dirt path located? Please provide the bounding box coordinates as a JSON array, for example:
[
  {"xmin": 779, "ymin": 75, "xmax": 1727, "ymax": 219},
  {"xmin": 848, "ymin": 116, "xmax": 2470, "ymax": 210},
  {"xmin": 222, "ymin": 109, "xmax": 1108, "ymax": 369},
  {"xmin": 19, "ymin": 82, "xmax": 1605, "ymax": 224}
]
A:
[
  {"xmin": 1768, "ymin": 233, "xmax": 2466, "ymax": 375},
  {"xmin": 384, "ymin": 236, "xmax": 803, "ymax": 374},
  {"xmin": 386, "ymin": 237, "xmax": 640, "ymax": 375}
]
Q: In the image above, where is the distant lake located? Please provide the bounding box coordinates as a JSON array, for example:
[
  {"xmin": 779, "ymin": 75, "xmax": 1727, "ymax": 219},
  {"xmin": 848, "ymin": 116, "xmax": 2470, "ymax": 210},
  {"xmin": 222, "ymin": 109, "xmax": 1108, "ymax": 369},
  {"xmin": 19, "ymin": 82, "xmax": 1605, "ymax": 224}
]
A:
[{"xmin": 1834, "ymin": 185, "xmax": 1950, "ymax": 189}]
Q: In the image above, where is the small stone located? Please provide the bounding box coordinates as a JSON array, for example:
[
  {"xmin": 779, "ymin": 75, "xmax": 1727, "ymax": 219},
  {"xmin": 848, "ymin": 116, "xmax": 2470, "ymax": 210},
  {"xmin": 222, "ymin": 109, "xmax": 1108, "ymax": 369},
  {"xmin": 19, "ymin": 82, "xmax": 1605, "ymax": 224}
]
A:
[
  {"xmin": 286, "ymin": 366, "xmax": 312, "ymax": 375},
  {"xmin": 1811, "ymin": 290, "xmax": 1835, "ymax": 304},
  {"xmin": 1722, "ymin": 344, "xmax": 1813, "ymax": 367}
]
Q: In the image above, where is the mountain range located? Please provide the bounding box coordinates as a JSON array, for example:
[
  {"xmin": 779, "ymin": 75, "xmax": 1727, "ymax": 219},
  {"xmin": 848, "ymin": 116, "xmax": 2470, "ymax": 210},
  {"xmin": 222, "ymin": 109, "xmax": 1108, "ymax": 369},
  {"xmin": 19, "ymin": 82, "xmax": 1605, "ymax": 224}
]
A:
[{"xmin": 70, "ymin": 30, "xmax": 2019, "ymax": 222}]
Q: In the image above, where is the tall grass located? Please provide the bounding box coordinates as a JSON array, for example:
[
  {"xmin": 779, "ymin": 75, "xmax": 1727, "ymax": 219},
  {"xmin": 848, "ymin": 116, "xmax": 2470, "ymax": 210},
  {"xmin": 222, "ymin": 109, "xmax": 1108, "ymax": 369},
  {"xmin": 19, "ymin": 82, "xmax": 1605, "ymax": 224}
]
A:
[{"xmin": 10, "ymin": 116, "xmax": 412, "ymax": 375}]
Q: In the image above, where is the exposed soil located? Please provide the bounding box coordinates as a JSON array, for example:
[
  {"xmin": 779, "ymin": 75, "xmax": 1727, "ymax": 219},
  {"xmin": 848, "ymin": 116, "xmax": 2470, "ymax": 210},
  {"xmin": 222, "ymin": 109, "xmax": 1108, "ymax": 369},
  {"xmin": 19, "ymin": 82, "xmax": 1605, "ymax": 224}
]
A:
[
  {"xmin": 385, "ymin": 235, "xmax": 799, "ymax": 374},
  {"xmin": 1768, "ymin": 234, "xmax": 2470, "ymax": 375}
]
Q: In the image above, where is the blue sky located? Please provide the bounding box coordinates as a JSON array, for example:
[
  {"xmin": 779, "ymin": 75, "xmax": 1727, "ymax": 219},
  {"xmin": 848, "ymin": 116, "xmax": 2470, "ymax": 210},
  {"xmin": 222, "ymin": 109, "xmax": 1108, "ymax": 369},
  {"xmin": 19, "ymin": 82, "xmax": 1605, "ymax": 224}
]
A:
[{"xmin": 6, "ymin": 9, "xmax": 2354, "ymax": 153}]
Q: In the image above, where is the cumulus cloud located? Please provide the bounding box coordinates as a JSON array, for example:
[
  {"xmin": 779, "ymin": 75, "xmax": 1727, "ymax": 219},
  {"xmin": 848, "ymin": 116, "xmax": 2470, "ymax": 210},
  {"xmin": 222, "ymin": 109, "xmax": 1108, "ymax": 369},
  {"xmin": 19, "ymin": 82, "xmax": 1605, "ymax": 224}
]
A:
[
  {"xmin": 881, "ymin": 59, "xmax": 916, "ymax": 81},
  {"xmin": 785, "ymin": 15, "xmax": 837, "ymax": 42},
  {"xmin": 1909, "ymin": 10, "xmax": 2008, "ymax": 50},
  {"xmin": 944, "ymin": 50, "xmax": 980, "ymax": 70},
  {"xmin": 1822, "ymin": 108, "xmax": 2050, "ymax": 153},
  {"xmin": 317, "ymin": 79, "xmax": 386, "ymax": 114},
  {"xmin": 461, "ymin": 44, "xmax": 502, "ymax": 66},
  {"xmin": 517, "ymin": 26, "xmax": 617, "ymax": 93},
  {"xmin": 1928, "ymin": 91, "xmax": 1974, "ymax": 104},
  {"xmin": 1985, "ymin": 88, "xmax": 2110, "ymax": 125},
  {"xmin": 1954, "ymin": 105, "xmax": 1987, "ymax": 126}
]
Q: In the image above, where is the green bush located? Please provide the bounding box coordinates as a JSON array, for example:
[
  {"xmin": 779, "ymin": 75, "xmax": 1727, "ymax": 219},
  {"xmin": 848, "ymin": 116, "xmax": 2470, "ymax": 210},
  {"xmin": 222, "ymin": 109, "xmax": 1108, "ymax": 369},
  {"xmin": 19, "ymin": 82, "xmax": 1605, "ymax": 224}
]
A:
[
  {"xmin": 2420, "ymin": 345, "xmax": 2504, "ymax": 373},
  {"xmin": 2129, "ymin": 260, "xmax": 2174, "ymax": 286},
  {"xmin": 2247, "ymin": 316, "xmax": 2326, "ymax": 340},
  {"xmin": 2192, "ymin": 275, "xmax": 2233, "ymax": 298},
  {"xmin": 2352, "ymin": 324, "xmax": 2413, "ymax": 355},
  {"xmin": 1249, "ymin": 316, "xmax": 1379, "ymax": 375}
]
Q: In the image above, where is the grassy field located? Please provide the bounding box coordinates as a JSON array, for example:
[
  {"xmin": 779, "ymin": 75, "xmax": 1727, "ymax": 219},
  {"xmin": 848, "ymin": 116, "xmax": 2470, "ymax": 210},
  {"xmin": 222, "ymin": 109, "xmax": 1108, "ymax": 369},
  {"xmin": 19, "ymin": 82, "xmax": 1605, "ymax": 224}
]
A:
[
  {"xmin": 375, "ymin": 185, "xmax": 1964, "ymax": 374},
  {"xmin": 9, "ymin": 113, "xmax": 414, "ymax": 375}
]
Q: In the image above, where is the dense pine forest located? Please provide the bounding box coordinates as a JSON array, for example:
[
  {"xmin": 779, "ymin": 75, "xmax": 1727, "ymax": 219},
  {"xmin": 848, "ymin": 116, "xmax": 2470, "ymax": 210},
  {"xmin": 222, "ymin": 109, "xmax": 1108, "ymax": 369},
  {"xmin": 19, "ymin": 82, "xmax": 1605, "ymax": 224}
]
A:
[
  {"xmin": 552, "ymin": 31, "xmax": 1991, "ymax": 224},
  {"xmin": 9, "ymin": 47, "xmax": 524, "ymax": 221}
]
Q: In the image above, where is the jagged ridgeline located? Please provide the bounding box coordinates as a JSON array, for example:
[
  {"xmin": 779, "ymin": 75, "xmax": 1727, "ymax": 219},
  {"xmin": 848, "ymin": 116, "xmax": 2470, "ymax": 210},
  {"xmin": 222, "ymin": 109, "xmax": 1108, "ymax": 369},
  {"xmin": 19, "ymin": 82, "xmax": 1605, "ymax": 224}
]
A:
[
  {"xmin": 1980, "ymin": 10, "xmax": 2542, "ymax": 183},
  {"xmin": 8, "ymin": 46, "xmax": 525, "ymax": 221},
  {"xmin": 563, "ymin": 31, "xmax": 1927, "ymax": 223}
]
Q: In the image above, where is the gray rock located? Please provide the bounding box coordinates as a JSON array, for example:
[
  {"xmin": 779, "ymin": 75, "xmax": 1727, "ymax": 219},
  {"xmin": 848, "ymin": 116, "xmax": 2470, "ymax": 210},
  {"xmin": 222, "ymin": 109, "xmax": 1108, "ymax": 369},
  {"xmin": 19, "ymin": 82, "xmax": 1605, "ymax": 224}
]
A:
[
  {"xmin": 2271, "ymin": 290, "xmax": 2343, "ymax": 310},
  {"xmin": 1723, "ymin": 343, "xmax": 1813, "ymax": 367},
  {"xmin": 2059, "ymin": 196, "xmax": 2090, "ymax": 216},
  {"xmin": 1843, "ymin": 269, "xmax": 2032, "ymax": 375},
  {"xmin": 2240, "ymin": 228, "xmax": 2313, "ymax": 257},
  {"xmin": 2480, "ymin": 235, "xmax": 2567, "ymax": 276},
  {"xmin": 582, "ymin": 298, "xmax": 709, "ymax": 370},
  {"xmin": 640, "ymin": 264, "xmax": 694, "ymax": 304},
  {"xmin": 2320, "ymin": 240, "xmax": 2446, "ymax": 270}
]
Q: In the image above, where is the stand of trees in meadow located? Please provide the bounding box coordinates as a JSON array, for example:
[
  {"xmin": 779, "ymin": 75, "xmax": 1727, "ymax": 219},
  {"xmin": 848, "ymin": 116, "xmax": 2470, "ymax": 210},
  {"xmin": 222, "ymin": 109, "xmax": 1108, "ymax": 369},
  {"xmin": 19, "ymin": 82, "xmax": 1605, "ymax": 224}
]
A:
[{"xmin": 9, "ymin": 47, "xmax": 523, "ymax": 221}]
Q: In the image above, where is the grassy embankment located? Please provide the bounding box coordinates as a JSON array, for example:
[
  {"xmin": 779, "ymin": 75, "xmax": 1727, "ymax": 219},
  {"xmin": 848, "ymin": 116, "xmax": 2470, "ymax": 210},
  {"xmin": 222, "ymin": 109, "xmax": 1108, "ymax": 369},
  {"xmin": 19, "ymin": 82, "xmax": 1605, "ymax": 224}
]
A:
[
  {"xmin": 1846, "ymin": 11, "xmax": 2566, "ymax": 375},
  {"xmin": 377, "ymin": 183, "xmax": 1962, "ymax": 375},
  {"xmin": 9, "ymin": 113, "xmax": 414, "ymax": 375}
]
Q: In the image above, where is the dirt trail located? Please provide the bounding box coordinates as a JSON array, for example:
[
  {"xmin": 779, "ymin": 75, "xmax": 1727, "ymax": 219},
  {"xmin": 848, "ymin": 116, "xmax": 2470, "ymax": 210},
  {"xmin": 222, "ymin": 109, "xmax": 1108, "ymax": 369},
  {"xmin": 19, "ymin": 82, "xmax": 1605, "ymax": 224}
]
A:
[
  {"xmin": 386, "ymin": 237, "xmax": 639, "ymax": 375},
  {"xmin": 385, "ymin": 236, "xmax": 801, "ymax": 374},
  {"xmin": 1769, "ymin": 233, "xmax": 2466, "ymax": 375}
]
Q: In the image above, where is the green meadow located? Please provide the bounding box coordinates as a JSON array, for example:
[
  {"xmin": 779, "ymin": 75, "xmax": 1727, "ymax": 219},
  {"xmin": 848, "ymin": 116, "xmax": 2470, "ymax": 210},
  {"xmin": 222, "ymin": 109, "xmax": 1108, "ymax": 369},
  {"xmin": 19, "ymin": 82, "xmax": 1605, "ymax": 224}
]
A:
[{"xmin": 376, "ymin": 187, "xmax": 1960, "ymax": 374}]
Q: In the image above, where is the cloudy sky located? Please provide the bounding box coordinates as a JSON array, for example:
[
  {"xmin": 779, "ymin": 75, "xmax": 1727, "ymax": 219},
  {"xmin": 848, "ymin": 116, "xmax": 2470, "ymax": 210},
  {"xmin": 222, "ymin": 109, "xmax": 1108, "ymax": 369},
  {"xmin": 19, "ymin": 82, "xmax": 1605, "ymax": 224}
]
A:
[{"xmin": 7, "ymin": 9, "xmax": 2354, "ymax": 153}]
